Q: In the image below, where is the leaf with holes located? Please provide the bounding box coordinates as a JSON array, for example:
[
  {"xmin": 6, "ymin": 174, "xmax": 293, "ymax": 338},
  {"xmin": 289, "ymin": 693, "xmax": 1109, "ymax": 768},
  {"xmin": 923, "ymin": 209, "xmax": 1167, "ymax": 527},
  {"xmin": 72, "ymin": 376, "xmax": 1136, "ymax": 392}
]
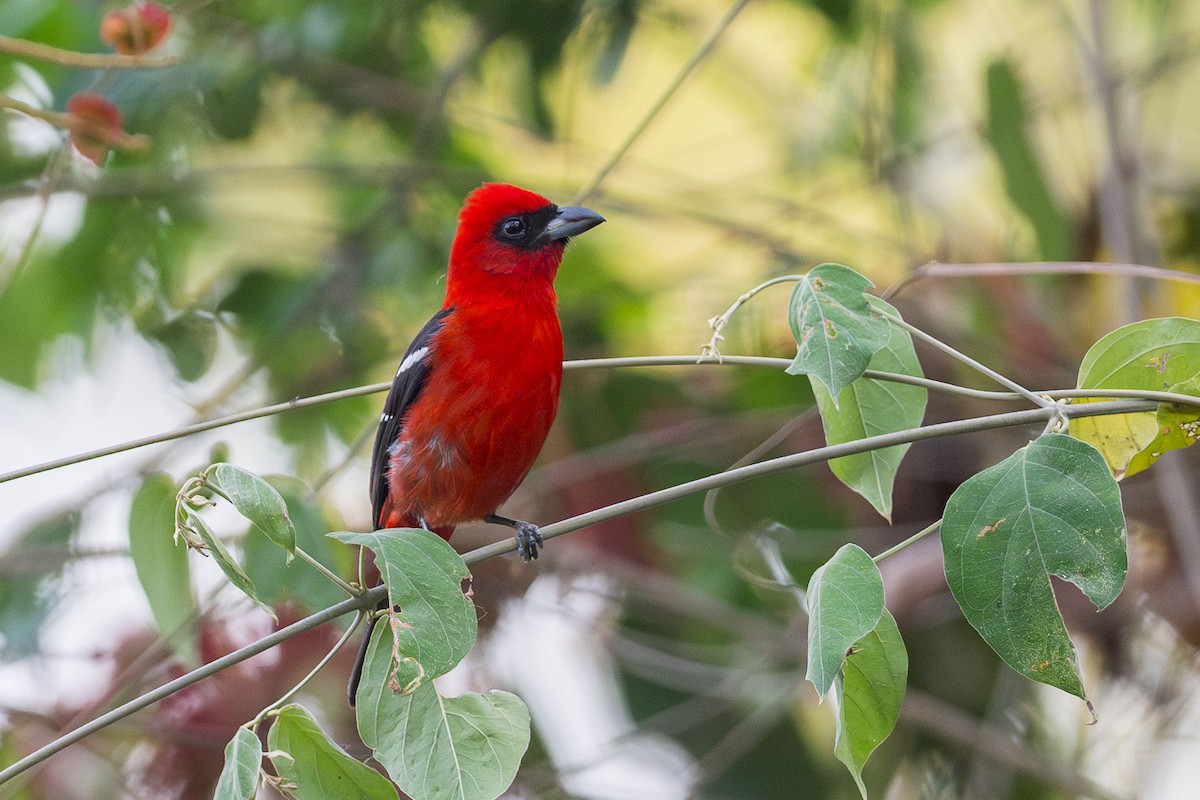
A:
[
  {"xmin": 268, "ymin": 704, "xmax": 399, "ymax": 800},
  {"xmin": 1072, "ymin": 317, "xmax": 1200, "ymax": 478},
  {"xmin": 806, "ymin": 544, "xmax": 885, "ymax": 698},
  {"xmin": 834, "ymin": 609, "xmax": 907, "ymax": 800},
  {"xmin": 811, "ymin": 296, "xmax": 927, "ymax": 521},
  {"xmin": 330, "ymin": 528, "xmax": 475, "ymax": 694},
  {"xmin": 786, "ymin": 263, "xmax": 891, "ymax": 402},
  {"xmin": 1153, "ymin": 375, "xmax": 1200, "ymax": 461},
  {"xmin": 213, "ymin": 726, "xmax": 261, "ymax": 800},
  {"xmin": 207, "ymin": 463, "xmax": 296, "ymax": 562},
  {"xmin": 130, "ymin": 475, "xmax": 198, "ymax": 667},
  {"xmin": 356, "ymin": 632, "xmax": 530, "ymax": 800},
  {"xmin": 941, "ymin": 434, "xmax": 1126, "ymax": 699}
]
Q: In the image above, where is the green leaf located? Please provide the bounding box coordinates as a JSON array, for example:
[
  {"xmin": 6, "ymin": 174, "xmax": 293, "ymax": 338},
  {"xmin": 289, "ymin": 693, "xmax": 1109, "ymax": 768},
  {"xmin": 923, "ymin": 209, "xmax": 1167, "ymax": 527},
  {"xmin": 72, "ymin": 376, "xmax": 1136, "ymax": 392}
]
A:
[
  {"xmin": 806, "ymin": 544, "xmax": 885, "ymax": 697},
  {"xmin": 1074, "ymin": 317, "xmax": 1200, "ymax": 476},
  {"xmin": 1153, "ymin": 375, "xmax": 1200, "ymax": 462},
  {"xmin": 242, "ymin": 478, "xmax": 350, "ymax": 614},
  {"xmin": 267, "ymin": 704, "xmax": 399, "ymax": 800},
  {"xmin": 154, "ymin": 312, "xmax": 218, "ymax": 382},
  {"xmin": 214, "ymin": 726, "xmax": 262, "ymax": 800},
  {"xmin": 356, "ymin": 633, "xmax": 531, "ymax": 800},
  {"xmin": 188, "ymin": 511, "xmax": 276, "ymax": 622},
  {"xmin": 786, "ymin": 263, "xmax": 891, "ymax": 401},
  {"xmin": 811, "ymin": 296, "xmax": 927, "ymax": 520},
  {"xmin": 207, "ymin": 463, "xmax": 296, "ymax": 562},
  {"xmin": 941, "ymin": 434, "xmax": 1126, "ymax": 699},
  {"xmin": 130, "ymin": 475, "xmax": 198, "ymax": 667},
  {"xmin": 1072, "ymin": 317, "xmax": 1200, "ymax": 477},
  {"xmin": 329, "ymin": 528, "xmax": 476, "ymax": 690},
  {"xmin": 0, "ymin": 512, "xmax": 77, "ymax": 658},
  {"xmin": 834, "ymin": 609, "xmax": 908, "ymax": 799},
  {"xmin": 984, "ymin": 59, "xmax": 1072, "ymax": 260}
]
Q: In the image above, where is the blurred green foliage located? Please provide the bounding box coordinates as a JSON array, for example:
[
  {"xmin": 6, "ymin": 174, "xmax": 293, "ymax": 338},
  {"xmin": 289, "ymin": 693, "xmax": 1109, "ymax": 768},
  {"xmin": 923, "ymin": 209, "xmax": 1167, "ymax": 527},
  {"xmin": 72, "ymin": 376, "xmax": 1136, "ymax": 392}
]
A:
[{"xmin": 3, "ymin": 0, "xmax": 1200, "ymax": 798}]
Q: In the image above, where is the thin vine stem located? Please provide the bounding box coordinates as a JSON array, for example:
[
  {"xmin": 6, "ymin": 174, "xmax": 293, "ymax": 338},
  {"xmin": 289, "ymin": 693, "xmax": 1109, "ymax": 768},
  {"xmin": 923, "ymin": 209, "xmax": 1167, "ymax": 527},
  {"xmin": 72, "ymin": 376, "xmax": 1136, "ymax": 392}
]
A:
[
  {"xmin": 701, "ymin": 275, "xmax": 802, "ymax": 357},
  {"xmin": 883, "ymin": 260, "xmax": 1200, "ymax": 301},
  {"xmin": 7, "ymin": 355, "xmax": 1200, "ymax": 488},
  {"xmin": 251, "ymin": 611, "xmax": 365, "ymax": 729},
  {"xmin": 572, "ymin": 0, "xmax": 752, "ymax": 205},
  {"xmin": 879, "ymin": 311, "xmax": 1054, "ymax": 410},
  {"xmin": 292, "ymin": 548, "xmax": 359, "ymax": 598},
  {"xmin": 0, "ymin": 397, "xmax": 1157, "ymax": 786},
  {"xmin": 872, "ymin": 519, "xmax": 943, "ymax": 563}
]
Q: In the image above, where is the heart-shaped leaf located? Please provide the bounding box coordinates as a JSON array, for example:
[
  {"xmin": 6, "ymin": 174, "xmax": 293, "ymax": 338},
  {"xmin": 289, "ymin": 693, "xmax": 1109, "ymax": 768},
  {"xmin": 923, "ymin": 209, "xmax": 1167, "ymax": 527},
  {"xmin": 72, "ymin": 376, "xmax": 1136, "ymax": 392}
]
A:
[
  {"xmin": 330, "ymin": 528, "xmax": 476, "ymax": 690},
  {"xmin": 941, "ymin": 434, "xmax": 1126, "ymax": 699},
  {"xmin": 356, "ymin": 632, "xmax": 530, "ymax": 800}
]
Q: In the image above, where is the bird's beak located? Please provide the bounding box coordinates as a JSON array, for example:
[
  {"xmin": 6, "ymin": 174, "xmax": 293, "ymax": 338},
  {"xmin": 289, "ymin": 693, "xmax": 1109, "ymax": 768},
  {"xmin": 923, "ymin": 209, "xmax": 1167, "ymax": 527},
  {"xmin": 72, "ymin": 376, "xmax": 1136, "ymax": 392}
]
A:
[{"xmin": 539, "ymin": 205, "xmax": 606, "ymax": 243}]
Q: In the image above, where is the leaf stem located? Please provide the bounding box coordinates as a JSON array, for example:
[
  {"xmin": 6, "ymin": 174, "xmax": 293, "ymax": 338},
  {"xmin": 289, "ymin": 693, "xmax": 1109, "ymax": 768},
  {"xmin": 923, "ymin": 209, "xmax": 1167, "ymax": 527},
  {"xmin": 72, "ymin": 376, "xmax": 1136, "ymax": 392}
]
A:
[
  {"xmin": 879, "ymin": 311, "xmax": 1053, "ymax": 410},
  {"xmin": 872, "ymin": 519, "xmax": 942, "ymax": 563},
  {"xmin": 292, "ymin": 547, "xmax": 359, "ymax": 597},
  {"xmin": 701, "ymin": 275, "xmax": 803, "ymax": 357},
  {"xmin": 250, "ymin": 612, "xmax": 365, "ymax": 729}
]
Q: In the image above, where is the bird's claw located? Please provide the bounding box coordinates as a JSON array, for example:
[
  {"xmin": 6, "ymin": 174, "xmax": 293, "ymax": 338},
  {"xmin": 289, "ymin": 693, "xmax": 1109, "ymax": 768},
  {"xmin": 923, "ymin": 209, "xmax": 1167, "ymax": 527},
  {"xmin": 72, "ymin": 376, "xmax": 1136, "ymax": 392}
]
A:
[{"xmin": 515, "ymin": 522, "xmax": 544, "ymax": 562}]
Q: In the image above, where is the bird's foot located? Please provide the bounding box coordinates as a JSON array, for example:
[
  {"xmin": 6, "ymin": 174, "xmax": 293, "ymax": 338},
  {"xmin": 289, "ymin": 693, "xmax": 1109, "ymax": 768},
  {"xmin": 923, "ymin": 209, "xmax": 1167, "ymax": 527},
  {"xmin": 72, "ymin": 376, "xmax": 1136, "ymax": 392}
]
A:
[
  {"xmin": 485, "ymin": 514, "xmax": 544, "ymax": 562},
  {"xmin": 514, "ymin": 522, "xmax": 544, "ymax": 562}
]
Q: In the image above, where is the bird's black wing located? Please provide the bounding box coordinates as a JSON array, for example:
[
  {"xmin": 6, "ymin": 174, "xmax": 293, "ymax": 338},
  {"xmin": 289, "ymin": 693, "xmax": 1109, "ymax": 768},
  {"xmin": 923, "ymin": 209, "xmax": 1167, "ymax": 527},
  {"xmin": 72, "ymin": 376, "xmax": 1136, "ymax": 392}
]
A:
[{"xmin": 369, "ymin": 307, "xmax": 453, "ymax": 529}]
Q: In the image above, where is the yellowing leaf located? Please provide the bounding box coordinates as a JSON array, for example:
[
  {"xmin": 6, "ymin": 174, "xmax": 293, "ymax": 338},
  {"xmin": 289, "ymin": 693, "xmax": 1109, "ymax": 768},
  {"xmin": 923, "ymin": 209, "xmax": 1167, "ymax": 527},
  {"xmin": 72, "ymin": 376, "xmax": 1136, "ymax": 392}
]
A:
[{"xmin": 1073, "ymin": 317, "xmax": 1200, "ymax": 478}]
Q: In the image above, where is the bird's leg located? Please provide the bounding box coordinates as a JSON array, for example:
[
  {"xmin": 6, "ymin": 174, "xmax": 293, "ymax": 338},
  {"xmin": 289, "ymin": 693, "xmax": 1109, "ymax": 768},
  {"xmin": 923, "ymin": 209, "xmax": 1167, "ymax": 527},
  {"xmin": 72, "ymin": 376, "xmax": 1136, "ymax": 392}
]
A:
[{"xmin": 485, "ymin": 514, "xmax": 544, "ymax": 562}]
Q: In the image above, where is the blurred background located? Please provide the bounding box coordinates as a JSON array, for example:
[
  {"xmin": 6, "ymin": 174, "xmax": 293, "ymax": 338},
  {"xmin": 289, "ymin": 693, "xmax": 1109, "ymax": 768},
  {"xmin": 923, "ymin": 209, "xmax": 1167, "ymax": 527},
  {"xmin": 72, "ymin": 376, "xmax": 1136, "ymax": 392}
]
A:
[{"xmin": 2, "ymin": 0, "xmax": 1200, "ymax": 798}]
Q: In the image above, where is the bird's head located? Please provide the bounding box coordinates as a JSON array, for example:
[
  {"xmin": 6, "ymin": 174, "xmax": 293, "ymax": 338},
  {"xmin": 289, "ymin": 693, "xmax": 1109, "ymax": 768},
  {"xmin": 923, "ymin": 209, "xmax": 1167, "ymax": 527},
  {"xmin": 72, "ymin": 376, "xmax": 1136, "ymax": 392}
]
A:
[{"xmin": 446, "ymin": 183, "xmax": 604, "ymax": 304}]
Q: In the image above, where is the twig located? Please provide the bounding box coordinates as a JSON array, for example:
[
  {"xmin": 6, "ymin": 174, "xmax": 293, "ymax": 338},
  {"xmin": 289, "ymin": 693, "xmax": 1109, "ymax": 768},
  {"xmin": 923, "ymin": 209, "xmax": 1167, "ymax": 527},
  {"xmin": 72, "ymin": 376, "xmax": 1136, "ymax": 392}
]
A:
[
  {"xmin": 879, "ymin": 310, "xmax": 1053, "ymax": 410},
  {"xmin": 573, "ymin": 0, "xmax": 753, "ymax": 205},
  {"xmin": 701, "ymin": 275, "xmax": 802, "ymax": 358},
  {"xmin": 0, "ymin": 93, "xmax": 148, "ymax": 150},
  {"xmin": 252, "ymin": 612, "xmax": 365, "ymax": 728},
  {"xmin": 8, "ymin": 354, "xmax": 1200, "ymax": 488},
  {"xmin": 901, "ymin": 690, "xmax": 1127, "ymax": 800},
  {"xmin": 0, "ymin": 34, "xmax": 181, "ymax": 69},
  {"xmin": 883, "ymin": 261, "xmax": 1200, "ymax": 300},
  {"xmin": 0, "ymin": 397, "xmax": 1159, "ymax": 785}
]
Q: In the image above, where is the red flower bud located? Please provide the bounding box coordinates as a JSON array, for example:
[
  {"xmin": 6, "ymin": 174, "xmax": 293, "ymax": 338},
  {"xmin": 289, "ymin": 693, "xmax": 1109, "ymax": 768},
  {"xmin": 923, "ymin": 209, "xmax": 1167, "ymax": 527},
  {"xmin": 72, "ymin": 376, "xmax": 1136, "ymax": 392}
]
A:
[
  {"xmin": 100, "ymin": 2, "xmax": 172, "ymax": 55},
  {"xmin": 66, "ymin": 93, "xmax": 124, "ymax": 165}
]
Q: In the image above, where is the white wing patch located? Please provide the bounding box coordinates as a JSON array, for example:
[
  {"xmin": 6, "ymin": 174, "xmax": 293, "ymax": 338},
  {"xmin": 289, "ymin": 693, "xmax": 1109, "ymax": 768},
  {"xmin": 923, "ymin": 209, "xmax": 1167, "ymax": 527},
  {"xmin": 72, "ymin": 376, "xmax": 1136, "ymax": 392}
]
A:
[{"xmin": 396, "ymin": 346, "xmax": 429, "ymax": 377}]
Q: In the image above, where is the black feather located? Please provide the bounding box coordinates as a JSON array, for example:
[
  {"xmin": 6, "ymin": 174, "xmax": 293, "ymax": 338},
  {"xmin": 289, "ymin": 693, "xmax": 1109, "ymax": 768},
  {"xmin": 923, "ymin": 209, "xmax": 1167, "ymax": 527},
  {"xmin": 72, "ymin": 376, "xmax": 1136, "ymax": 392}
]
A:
[{"xmin": 369, "ymin": 307, "xmax": 454, "ymax": 528}]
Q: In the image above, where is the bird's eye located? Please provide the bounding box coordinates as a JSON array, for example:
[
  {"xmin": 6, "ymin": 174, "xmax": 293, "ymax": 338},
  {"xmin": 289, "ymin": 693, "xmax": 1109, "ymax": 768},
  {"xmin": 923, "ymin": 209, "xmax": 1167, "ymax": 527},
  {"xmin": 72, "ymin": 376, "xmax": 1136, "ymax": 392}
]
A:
[{"xmin": 500, "ymin": 217, "xmax": 526, "ymax": 239}]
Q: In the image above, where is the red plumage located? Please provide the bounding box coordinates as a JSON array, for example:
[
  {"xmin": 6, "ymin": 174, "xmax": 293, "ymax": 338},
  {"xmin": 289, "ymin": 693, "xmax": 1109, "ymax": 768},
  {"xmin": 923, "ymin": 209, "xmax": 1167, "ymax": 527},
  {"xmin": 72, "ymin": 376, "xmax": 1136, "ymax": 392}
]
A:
[{"xmin": 351, "ymin": 184, "xmax": 603, "ymax": 703}]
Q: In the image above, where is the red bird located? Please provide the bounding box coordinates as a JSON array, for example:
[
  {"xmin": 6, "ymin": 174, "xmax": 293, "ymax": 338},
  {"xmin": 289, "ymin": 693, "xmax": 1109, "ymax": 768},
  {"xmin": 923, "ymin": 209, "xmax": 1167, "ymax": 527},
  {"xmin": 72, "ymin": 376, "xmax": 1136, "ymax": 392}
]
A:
[{"xmin": 349, "ymin": 183, "xmax": 604, "ymax": 702}]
